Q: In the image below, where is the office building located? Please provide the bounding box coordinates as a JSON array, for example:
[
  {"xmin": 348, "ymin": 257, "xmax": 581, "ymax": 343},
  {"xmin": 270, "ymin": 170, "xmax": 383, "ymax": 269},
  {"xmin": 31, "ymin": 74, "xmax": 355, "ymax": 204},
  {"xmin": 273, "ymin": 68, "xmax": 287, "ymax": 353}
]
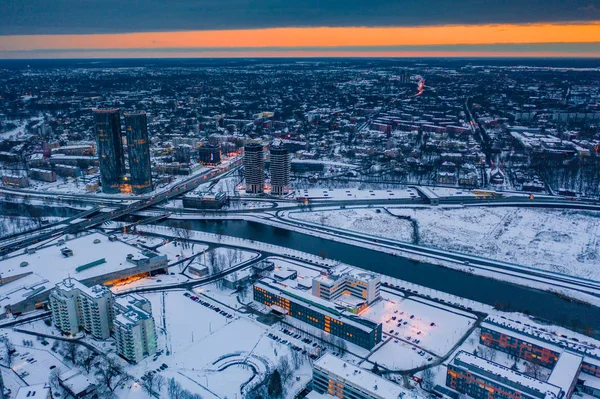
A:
[
  {"xmin": 312, "ymin": 266, "xmax": 381, "ymax": 313},
  {"xmin": 124, "ymin": 112, "xmax": 153, "ymax": 194},
  {"xmin": 198, "ymin": 144, "xmax": 221, "ymax": 165},
  {"xmin": 113, "ymin": 294, "xmax": 157, "ymax": 363},
  {"xmin": 49, "ymin": 278, "xmax": 113, "ymax": 339},
  {"xmin": 244, "ymin": 143, "xmax": 264, "ymax": 193},
  {"xmin": 182, "ymin": 191, "xmax": 227, "ymax": 209},
  {"xmin": 270, "ymin": 142, "xmax": 291, "ymax": 196},
  {"xmin": 94, "ymin": 109, "xmax": 124, "ymax": 193},
  {"xmin": 313, "ymin": 353, "xmax": 422, "ymax": 399},
  {"xmin": 254, "ymin": 278, "xmax": 382, "ymax": 349},
  {"xmin": 447, "ymin": 351, "xmax": 564, "ymax": 399}
]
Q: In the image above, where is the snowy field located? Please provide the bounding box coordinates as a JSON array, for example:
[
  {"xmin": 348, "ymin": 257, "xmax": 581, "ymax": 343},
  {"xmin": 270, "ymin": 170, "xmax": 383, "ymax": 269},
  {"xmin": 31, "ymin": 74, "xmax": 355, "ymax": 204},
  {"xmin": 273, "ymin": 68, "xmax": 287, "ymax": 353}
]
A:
[
  {"xmin": 389, "ymin": 206, "xmax": 600, "ymax": 280},
  {"xmin": 139, "ymin": 291, "xmax": 313, "ymax": 399},
  {"xmin": 0, "ymin": 216, "xmax": 62, "ymax": 239},
  {"xmin": 291, "ymin": 208, "xmax": 414, "ymax": 242},
  {"xmin": 292, "ymin": 206, "xmax": 600, "ymax": 280}
]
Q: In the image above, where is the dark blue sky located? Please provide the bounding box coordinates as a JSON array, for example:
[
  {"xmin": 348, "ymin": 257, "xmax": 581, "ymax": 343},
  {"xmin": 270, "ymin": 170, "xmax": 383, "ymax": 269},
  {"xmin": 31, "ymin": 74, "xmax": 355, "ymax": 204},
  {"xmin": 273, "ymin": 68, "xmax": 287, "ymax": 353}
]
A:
[{"xmin": 3, "ymin": 0, "xmax": 600, "ymax": 35}]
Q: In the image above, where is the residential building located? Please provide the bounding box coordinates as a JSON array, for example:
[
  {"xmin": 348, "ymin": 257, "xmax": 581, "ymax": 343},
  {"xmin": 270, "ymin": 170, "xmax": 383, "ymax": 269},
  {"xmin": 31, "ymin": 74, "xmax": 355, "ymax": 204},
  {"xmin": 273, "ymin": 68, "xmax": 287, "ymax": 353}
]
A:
[
  {"xmin": 49, "ymin": 278, "xmax": 156, "ymax": 363},
  {"xmin": 94, "ymin": 109, "xmax": 124, "ymax": 193},
  {"xmin": 49, "ymin": 278, "xmax": 113, "ymax": 339},
  {"xmin": 244, "ymin": 143, "xmax": 264, "ymax": 193},
  {"xmin": 447, "ymin": 351, "xmax": 564, "ymax": 399},
  {"xmin": 124, "ymin": 112, "xmax": 153, "ymax": 194},
  {"xmin": 113, "ymin": 294, "xmax": 157, "ymax": 363},
  {"xmin": 270, "ymin": 142, "xmax": 291, "ymax": 196}
]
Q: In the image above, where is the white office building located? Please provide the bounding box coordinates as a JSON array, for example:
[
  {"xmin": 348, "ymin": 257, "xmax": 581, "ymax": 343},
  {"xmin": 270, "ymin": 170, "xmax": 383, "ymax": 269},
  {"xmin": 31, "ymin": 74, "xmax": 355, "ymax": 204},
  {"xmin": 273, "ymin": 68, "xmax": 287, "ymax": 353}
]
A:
[{"xmin": 312, "ymin": 266, "xmax": 381, "ymax": 312}]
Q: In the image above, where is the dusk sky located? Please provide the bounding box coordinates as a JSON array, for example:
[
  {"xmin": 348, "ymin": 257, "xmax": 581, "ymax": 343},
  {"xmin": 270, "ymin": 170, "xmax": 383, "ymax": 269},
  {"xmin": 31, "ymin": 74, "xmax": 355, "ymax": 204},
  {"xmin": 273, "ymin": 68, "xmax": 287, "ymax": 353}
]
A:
[{"xmin": 1, "ymin": 0, "xmax": 600, "ymax": 58}]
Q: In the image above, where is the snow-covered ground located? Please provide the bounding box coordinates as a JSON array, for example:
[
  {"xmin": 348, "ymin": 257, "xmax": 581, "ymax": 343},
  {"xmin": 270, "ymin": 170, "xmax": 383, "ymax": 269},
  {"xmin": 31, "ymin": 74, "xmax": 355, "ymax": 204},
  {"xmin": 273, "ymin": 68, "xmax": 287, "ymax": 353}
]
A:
[
  {"xmin": 291, "ymin": 208, "xmax": 414, "ymax": 242},
  {"xmin": 388, "ymin": 206, "xmax": 600, "ymax": 280},
  {"xmin": 292, "ymin": 206, "xmax": 600, "ymax": 281},
  {"xmin": 0, "ymin": 216, "xmax": 61, "ymax": 238}
]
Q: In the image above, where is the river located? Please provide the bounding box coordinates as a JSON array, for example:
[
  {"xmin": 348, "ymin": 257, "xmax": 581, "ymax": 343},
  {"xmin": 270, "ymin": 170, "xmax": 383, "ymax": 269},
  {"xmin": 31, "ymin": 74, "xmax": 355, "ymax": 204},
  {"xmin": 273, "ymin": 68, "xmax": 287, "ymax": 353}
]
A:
[{"xmin": 160, "ymin": 218, "xmax": 600, "ymax": 338}]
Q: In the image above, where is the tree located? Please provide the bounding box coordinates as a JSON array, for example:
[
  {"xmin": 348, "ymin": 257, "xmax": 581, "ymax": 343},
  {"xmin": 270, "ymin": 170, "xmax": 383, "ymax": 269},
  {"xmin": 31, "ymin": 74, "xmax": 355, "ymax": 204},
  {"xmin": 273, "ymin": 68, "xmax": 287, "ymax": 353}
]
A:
[
  {"xmin": 76, "ymin": 347, "xmax": 96, "ymax": 373},
  {"xmin": 142, "ymin": 372, "xmax": 157, "ymax": 397},
  {"xmin": 1, "ymin": 338, "xmax": 15, "ymax": 367},
  {"xmin": 278, "ymin": 357, "xmax": 293, "ymax": 385},
  {"xmin": 421, "ymin": 368, "xmax": 435, "ymax": 389},
  {"xmin": 95, "ymin": 357, "xmax": 131, "ymax": 392},
  {"xmin": 267, "ymin": 370, "xmax": 283, "ymax": 399},
  {"xmin": 167, "ymin": 377, "xmax": 182, "ymax": 399},
  {"xmin": 61, "ymin": 341, "xmax": 78, "ymax": 364},
  {"xmin": 511, "ymin": 361, "xmax": 520, "ymax": 372},
  {"xmin": 156, "ymin": 375, "xmax": 166, "ymax": 395},
  {"xmin": 372, "ymin": 362, "xmax": 381, "ymax": 375},
  {"xmin": 49, "ymin": 367, "xmax": 62, "ymax": 391}
]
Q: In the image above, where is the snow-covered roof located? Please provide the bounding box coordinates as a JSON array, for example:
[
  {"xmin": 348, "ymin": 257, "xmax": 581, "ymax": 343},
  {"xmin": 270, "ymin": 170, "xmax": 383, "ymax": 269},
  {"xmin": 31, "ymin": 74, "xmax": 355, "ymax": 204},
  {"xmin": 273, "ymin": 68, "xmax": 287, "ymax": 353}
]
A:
[
  {"xmin": 547, "ymin": 352, "xmax": 582, "ymax": 391},
  {"xmin": 452, "ymin": 351, "xmax": 563, "ymax": 398},
  {"xmin": 314, "ymin": 354, "xmax": 420, "ymax": 399},
  {"xmin": 59, "ymin": 369, "xmax": 94, "ymax": 395},
  {"xmin": 15, "ymin": 384, "xmax": 51, "ymax": 399}
]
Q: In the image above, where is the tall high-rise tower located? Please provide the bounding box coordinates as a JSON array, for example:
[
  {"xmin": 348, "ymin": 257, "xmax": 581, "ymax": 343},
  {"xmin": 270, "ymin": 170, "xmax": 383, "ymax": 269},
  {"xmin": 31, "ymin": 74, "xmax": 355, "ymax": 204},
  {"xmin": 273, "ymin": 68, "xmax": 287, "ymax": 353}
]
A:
[
  {"xmin": 244, "ymin": 143, "xmax": 264, "ymax": 194},
  {"xmin": 124, "ymin": 112, "xmax": 153, "ymax": 194},
  {"xmin": 270, "ymin": 142, "xmax": 290, "ymax": 196},
  {"xmin": 94, "ymin": 109, "xmax": 124, "ymax": 193}
]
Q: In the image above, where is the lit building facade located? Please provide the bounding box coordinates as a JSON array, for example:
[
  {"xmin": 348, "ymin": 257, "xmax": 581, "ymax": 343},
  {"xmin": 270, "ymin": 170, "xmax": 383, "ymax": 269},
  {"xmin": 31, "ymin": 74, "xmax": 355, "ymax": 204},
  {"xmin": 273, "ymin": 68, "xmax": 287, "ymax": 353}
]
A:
[
  {"xmin": 447, "ymin": 351, "xmax": 564, "ymax": 399},
  {"xmin": 254, "ymin": 279, "xmax": 382, "ymax": 349},
  {"xmin": 312, "ymin": 269, "xmax": 381, "ymax": 308},
  {"xmin": 313, "ymin": 353, "xmax": 422, "ymax": 399},
  {"xmin": 244, "ymin": 143, "xmax": 264, "ymax": 193},
  {"xmin": 124, "ymin": 112, "xmax": 153, "ymax": 194},
  {"xmin": 480, "ymin": 326, "xmax": 561, "ymax": 368},
  {"xmin": 198, "ymin": 144, "xmax": 222, "ymax": 165},
  {"xmin": 94, "ymin": 109, "xmax": 124, "ymax": 193}
]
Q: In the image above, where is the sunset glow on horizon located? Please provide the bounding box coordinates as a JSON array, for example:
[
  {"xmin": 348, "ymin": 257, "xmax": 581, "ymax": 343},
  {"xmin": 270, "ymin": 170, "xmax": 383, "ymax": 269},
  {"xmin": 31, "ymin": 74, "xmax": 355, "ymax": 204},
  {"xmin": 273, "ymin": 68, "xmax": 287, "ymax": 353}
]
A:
[{"xmin": 1, "ymin": 22, "xmax": 600, "ymax": 58}]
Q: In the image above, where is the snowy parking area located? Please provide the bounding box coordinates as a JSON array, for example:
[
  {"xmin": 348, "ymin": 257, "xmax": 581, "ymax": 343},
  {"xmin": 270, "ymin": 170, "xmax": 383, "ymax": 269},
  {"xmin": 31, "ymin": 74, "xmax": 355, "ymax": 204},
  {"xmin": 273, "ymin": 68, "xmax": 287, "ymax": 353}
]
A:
[{"xmin": 362, "ymin": 291, "xmax": 476, "ymax": 357}]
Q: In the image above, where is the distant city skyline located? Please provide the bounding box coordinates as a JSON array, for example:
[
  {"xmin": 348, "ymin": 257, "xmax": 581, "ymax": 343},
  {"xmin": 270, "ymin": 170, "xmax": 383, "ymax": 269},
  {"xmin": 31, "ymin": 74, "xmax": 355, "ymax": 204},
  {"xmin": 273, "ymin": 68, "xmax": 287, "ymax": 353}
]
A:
[{"xmin": 1, "ymin": 0, "xmax": 599, "ymax": 58}]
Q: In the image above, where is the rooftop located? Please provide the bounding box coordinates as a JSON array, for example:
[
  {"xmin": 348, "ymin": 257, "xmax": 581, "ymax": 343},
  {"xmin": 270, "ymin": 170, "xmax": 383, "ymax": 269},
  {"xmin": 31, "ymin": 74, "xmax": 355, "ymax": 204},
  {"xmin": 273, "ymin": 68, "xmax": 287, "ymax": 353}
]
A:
[{"xmin": 314, "ymin": 354, "xmax": 421, "ymax": 399}]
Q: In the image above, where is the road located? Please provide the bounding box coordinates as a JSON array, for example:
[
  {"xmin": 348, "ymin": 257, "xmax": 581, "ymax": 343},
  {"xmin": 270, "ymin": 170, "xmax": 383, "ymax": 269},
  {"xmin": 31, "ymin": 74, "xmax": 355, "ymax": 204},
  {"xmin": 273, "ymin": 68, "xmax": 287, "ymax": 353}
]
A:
[{"xmin": 0, "ymin": 158, "xmax": 242, "ymax": 255}]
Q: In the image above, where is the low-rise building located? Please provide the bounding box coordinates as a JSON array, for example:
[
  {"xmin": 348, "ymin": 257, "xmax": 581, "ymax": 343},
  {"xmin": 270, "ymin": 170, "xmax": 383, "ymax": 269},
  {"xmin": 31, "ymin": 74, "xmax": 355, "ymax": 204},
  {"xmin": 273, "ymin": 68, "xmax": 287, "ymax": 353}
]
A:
[
  {"xmin": 313, "ymin": 353, "xmax": 422, "ymax": 399},
  {"xmin": 447, "ymin": 351, "xmax": 564, "ymax": 399}
]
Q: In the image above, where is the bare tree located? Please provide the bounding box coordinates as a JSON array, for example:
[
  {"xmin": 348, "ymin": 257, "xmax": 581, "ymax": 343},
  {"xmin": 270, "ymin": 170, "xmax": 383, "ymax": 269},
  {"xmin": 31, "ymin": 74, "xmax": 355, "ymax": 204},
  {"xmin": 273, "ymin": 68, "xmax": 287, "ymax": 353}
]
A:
[
  {"xmin": 278, "ymin": 357, "xmax": 293, "ymax": 385},
  {"xmin": 156, "ymin": 375, "xmax": 166, "ymax": 395},
  {"xmin": 95, "ymin": 357, "xmax": 131, "ymax": 393},
  {"xmin": 421, "ymin": 368, "xmax": 435, "ymax": 389},
  {"xmin": 61, "ymin": 341, "xmax": 78, "ymax": 364},
  {"xmin": 1, "ymin": 337, "xmax": 15, "ymax": 367},
  {"xmin": 142, "ymin": 372, "xmax": 156, "ymax": 397},
  {"xmin": 76, "ymin": 347, "xmax": 96, "ymax": 373},
  {"xmin": 167, "ymin": 377, "xmax": 182, "ymax": 399},
  {"xmin": 49, "ymin": 367, "xmax": 62, "ymax": 391}
]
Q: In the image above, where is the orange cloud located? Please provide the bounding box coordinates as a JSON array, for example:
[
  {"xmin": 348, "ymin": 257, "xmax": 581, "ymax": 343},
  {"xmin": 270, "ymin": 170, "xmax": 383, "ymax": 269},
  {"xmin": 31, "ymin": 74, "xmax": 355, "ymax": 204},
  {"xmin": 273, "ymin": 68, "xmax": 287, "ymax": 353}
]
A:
[{"xmin": 1, "ymin": 23, "xmax": 599, "ymax": 51}]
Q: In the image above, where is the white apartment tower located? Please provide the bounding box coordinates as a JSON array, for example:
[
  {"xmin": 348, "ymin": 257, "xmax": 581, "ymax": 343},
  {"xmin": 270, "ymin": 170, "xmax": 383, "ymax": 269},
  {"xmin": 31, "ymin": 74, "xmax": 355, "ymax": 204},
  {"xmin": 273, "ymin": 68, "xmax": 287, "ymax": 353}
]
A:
[
  {"xmin": 49, "ymin": 278, "xmax": 113, "ymax": 339},
  {"xmin": 113, "ymin": 295, "xmax": 157, "ymax": 363},
  {"xmin": 49, "ymin": 279, "xmax": 156, "ymax": 363}
]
